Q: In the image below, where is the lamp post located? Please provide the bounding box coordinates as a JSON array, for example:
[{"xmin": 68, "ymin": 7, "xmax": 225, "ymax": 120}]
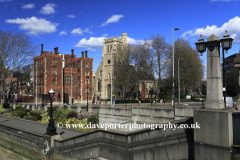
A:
[
  {"xmin": 220, "ymin": 31, "xmax": 233, "ymax": 107},
  {"xmin": 87, "ymin": 84, "xmax": 88, "ymax": 112},
  {"xmin": 195, "ymin": 31, "xmax": 233, "ymax": 108},
  {"xmin": 172, "ymin": 28, "xmax": 179, "ymax": 107},
  {"xmin": 178, "ymin": 58, "xmax": 183, "ymax": 104},
  {"xmin": 45, "ymin": 86, "xmax": 58, "ymax": 136}
]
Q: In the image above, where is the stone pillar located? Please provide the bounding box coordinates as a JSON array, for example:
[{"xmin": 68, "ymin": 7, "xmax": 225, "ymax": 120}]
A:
[
  {"xmin": 205, "ymin": 34, "xmax": 224, "ymax": 109},
  {"xmin": 194, "ymin": 108, "xmax": 234, "ymax": 160},
  {"xmin": 88, "ymin": 105, "xmax": 92, "ymax": 113},
  {"xmin": 77, "ymin": 106, "xmax": 81, "ymax": 118}
]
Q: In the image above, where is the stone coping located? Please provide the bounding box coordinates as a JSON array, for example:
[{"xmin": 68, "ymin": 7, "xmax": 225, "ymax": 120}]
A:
[{"xmin": 194, "ymin": 107, "xmax": 235, "ymax": 113}]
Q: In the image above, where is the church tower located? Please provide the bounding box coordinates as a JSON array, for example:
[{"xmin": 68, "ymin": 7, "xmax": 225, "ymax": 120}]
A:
[{"xmin": 99, "ymin": 32, "xmax": 127, "ymax": 100}]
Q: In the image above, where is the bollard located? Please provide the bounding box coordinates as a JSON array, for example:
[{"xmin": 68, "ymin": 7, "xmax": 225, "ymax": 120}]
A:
[
  {"xmin": 44, "ymin": 105, "xmax": 48, "ymax": 112},
  {"xmin": 38, "ymin": 105, "xmax": 41, "ymax": 111},
  {"xmin": 27, "ymin": 105, "xmax": 30, "ymax": 110},
  {"xmin": 77, "ymin": 106, "xmax": 81, "ymax": 118},
  {"xmin": 32, "ymin": 105, "xmax": 35, "ymax": 111},
  {"xmin": 88, "ymin": 105, "xmax": 92, "ymax": 113},
  {"xmin": 13, "ymin": 105, "xmax": 16, "ymax": 110}
]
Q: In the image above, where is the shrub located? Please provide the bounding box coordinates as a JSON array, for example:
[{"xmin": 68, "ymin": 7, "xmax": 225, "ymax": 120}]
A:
[
  {"xmin": 28, "ymin": 110, "xmax": 42, "ymax": 121},
  {"xmin": 38, "ymin": 112, "xmax": 50, "ymax": 124},
  {"xmin": 19, "ymin": 112, "xmax": 28, "ymax": 118},
  {"xmin": 15, "ymin": 105, "xmax": 22, "ymax": 111},
  {"xmin": 64, "ymin": 118, "xmax": 88, "ymax": 129},
  {"xmin": 88, "ymin": 112, "xmax": 99, "ymax": 125},
  {"xmin": 53, "ymin": 107, "xmax": 72, "ymax": 120},
  {"xmin": 9, "ymin": 106, "xmax": 13, "ymax": 111},
  {"xmin": 2, "ymin": 102, "xmax": 10, "ymax": 109},
  {"xmin": 66, "ymin": 111, "xmax": 77, "ymax": 119},
  {"xmin": 0, "ymin": 105, "xmax": 6, "ymax": 111}
]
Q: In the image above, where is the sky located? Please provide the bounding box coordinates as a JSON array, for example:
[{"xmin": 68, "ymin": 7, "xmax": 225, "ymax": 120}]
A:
[{"xmin": 1, "ymin": 0, "xmax": 240, "ymax": 80}]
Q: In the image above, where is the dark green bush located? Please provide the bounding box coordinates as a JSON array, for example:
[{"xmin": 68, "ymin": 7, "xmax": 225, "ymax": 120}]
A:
[
  {"xmin": 66, "ymin": 111, "xmax": 77, "ymax": 119},
  {"xmin": 9, "ymin": 106, "xmax": 13, "ymax": 111},
  {"xmin": 115, "ymin": 100, "xmax": 138, "ymax": 104},
  {"xmin": 88, "ymin": 112, "xmax": 99, "ymax": 125},
  {"xmin": 15, "ymin": 105, "xmax": 22, "ymax": 111},
  {"xmin": 19, "ymin": 112, "xmax": 28, "ymax": 118},
  {"xmin": 3, "ymin": 102, "xmax": 10, "ymax": 109},
  {"xmin": 29, "ymin": 111, "xmax": 42, "ymax": 120}
]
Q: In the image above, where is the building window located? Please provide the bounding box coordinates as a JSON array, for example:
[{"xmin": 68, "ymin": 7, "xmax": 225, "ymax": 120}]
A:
[
  {"xmin": 85, "ymin": 79, "xmax": 89, "ymax": 84},
  {"xmin": 52, "ymin": 78, "xmax": 56, "ymax": 83},
  {"xmin": 85, "ymin": 63, "xmax": 89, "ymax": 68},
  {"xmin": 108, "ymin": 60, "xmax": 111, "ymax": 64},
  {"xmin": 78, "ymin": 63, "xmax": 80, "ymax": 68},
  {"xmin": 78, "ymin": 88, "xmax": 80, "ymax": 93},
  {"xmin": 85, "ymin": 89, "xmax": 89, "ymax": 93},
  {"xmin": 78, "ymin": 80, "xmax": 80, "ymax": 84},
  {"xmin": 52, "ymin": 60, "xmax": 56, "ymax": 65},
  {"xmin": 85, "ymin": 71, "xmax": 89, "ymax": 76},
  {"xmin": 52, "ymin": 69, "xmax": 57, "ymax": 74},
  {"xmin": 108, "ymin": 73, "xmax": 110, "ymax": 78},
  {"xmin": 64, "ymin": 75, "xmax": 71, "ymax": 83},
  {"xmin": 98, "ymin": 82, "xmax": 101, "ymax": 91}
]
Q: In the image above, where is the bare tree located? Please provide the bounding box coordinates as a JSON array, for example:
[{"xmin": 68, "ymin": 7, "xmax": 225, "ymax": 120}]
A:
[
  {"xmin": 0, "ymin": 31, "xmax": 38, "ymax": 104},
  {"xmin": 114, "ymin": 44, "xmax": 139, "ymax": 100},
  {"xmin": 151, "ymin": 34, "xmax": 171, "ymax": 98},
  {"xmin": 170, "ymin": 38, "xmax": 204, "ymax": 97}
]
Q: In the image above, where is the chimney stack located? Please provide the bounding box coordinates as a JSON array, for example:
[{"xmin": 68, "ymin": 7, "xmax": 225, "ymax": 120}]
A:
[
  {"xmin": 71, "ymin": 49, "xmax": 74, "ymax": 57},
  {"xmin": 82, "ymin": 51, "xmax": 84, "ymax": 57},
  {"xmin": 85, "ymin": 50, "xmax": 88, "ymax": 57},
  {"xmin": 54, "ymin": 47, "xmax": 58, "ymax": 55},
  {"xmin": 41, "ymin": 44, "xmax": 43, "ymax": 55}
]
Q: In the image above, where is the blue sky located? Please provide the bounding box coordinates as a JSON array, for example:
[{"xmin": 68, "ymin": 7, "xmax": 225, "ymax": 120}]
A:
[{"xmin": 1, "ymin": 0, "xmax": 240, "ymax": 79}]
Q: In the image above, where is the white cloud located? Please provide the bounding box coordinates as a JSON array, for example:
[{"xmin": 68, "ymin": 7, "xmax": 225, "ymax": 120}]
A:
[
  {"xmin": 75, "ymin": 36, "xmax": 144, "ymax": 50},
  {"xmin": 67, "ymin": 15, "xmax": 75, "ymax": 18},
  {"xmin": 5, "ymin": 16, "xmax": 59, "ymax": 35},
  {"xmin": 127, "ymin": 37, "xmax": 144, "ymax": 44},
  {"xmin": 21, "ymin": 4, "xmax": 35, "ymax": 9},
  {"xmin": 75, "ymin": 37, "xmax": 105, "ymax": 50},
  {"xmin": 181, "ymin": 16, "xmax": 240, "ymax": 43},
  {"xmin": 39, "ymin": 3, "xmax": 57, "ymax": 15},
  {"xmin": 60, "ymin": 31, "xmax": 67, "ymax": 35},
  {"xmin": 71, "ymin": 28, "xmax": 83, "ymax": 35},
  {"xmin": 100, "ymin": 14, "xmax": 124, "ymax": 27},
  {"xmin": 83, "ymin": 28, "xmax": 93, "ymax": 34},
  {"xmin": 102, "ymin": 34, "xmax": 108, "ymax": 37}
]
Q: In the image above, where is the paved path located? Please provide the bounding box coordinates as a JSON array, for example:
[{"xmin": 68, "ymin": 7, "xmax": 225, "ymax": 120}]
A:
[{"xmin": 0, "ymin": 114, "xmax": 87, "ymax": 140}]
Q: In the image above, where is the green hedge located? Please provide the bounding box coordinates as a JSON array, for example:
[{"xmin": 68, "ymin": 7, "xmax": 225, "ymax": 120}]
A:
[{"xmin": 115, "ymin": 100, "xmax": 138, "ymax": 104}]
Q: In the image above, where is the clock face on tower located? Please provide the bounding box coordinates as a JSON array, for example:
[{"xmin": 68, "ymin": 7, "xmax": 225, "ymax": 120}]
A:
[{"xmin": 42, "ymin": 140, "xmax": 49, "ymax": 156}]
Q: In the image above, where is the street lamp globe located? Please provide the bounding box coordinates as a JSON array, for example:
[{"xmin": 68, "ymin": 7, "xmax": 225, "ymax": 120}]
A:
[
  {"xmin": 220, "ymin": 30, "xmax": 233, "ymax": 51},
  {"xmin": 48, "ymin": 86, "xmax": 55, "ymax": 97},
  {"xmin": 195, "ymin": 34, "xmax": 207, "ymax": 55}
]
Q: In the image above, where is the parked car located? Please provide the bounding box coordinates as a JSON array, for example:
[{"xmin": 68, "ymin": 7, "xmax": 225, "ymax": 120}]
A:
[{"xmin": 226, "ymin": 97, "xmax": 233, "ymax": 107}]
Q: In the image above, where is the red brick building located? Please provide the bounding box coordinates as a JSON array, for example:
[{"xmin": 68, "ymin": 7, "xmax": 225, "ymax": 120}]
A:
[{"xmin": 33, "ymin": 44, "xmax": 93, "ymax": 104}]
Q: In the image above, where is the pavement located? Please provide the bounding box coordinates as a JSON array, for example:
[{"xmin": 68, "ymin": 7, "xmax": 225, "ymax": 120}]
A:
[{"xmin": 0, "ymin": 114, "xmax": 87, "ymax": 140}]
